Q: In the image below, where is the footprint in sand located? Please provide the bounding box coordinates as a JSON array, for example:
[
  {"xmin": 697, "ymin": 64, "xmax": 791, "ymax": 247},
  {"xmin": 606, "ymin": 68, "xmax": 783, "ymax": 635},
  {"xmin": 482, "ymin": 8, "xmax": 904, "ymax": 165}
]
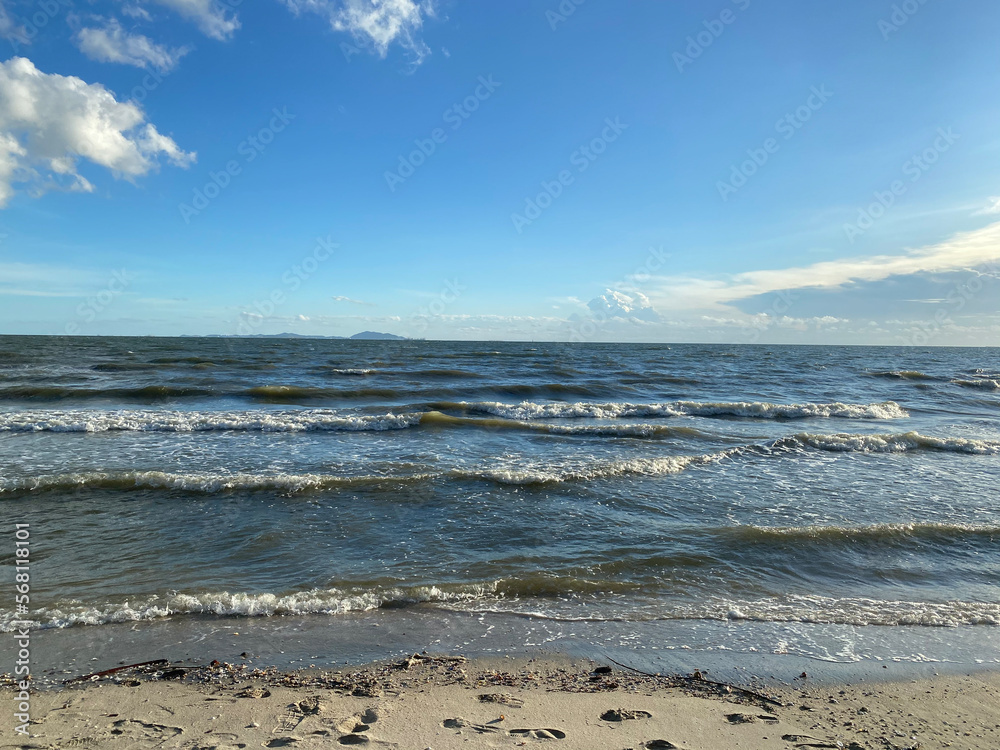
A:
[
  {"xmin": 442, "ymin": 718, "xmax": 566, "ymax": 740},
  {"xmin": 442, "ymin": 717, "xmax": 500, "ymax": 733},
  {"xmin": 334, "ymin": 717, "xmax": 370, "ymax": 734},
  {"xmin": 478, "ymin": 692, "xmax": 525, "ymax": 707},
  {"xmin": 106, "ymin": 717, "xmax": 183, "ymax": 748},
  {"xmin": 338, "ymin": 735, "xmax": 370, "ymax": 745},
  {"xmin": 509, "ymin": 728, "xmax": 567, "ymax": 740},
  {"xmin": 727, "ymin": 712, "xmax": 779, "ymax": 724},
  {"xmin": 600, "ymin": 709, "xmax": 653, "ymax": 722},
  {"xmin": 236, "ymin": 686, "xmax": 272, "ymax": 699}
]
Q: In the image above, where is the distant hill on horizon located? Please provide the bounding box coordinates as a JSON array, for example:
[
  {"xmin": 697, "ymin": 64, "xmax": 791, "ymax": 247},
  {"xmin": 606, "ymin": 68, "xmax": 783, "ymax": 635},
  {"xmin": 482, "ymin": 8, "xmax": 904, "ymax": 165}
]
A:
[{"xmin": 349, "ymin": 331, "xmax": 408, "ymax": 340}]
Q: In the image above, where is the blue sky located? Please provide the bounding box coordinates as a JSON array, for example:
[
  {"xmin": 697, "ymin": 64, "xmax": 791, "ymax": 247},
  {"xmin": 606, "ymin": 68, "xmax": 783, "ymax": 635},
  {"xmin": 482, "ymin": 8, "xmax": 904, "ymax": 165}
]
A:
[{"xmin": 1, "ymin": 0, "xmax": 999, "ymax": 343}]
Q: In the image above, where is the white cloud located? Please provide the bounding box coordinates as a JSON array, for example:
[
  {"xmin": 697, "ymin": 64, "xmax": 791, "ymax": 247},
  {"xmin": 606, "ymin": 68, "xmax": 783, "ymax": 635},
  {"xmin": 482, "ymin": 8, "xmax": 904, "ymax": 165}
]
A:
[
  {"xmin": 283, "ymin": 0, "xmax": 433, "ymax": 63},
  {"xmin": 974, "ymin": 197, "xmax": 1000, "ymax": 216},
  {"xmin": 587, "ymin": 289, "xmax": 661, "ymax": 322},
  {"xmin": 644, "ymin": 220, "xmax": 1000, "ymax": 311},
  {"xmin": 707, "ymin": 314, "xmax": 849, "ymax": 331},
  {"xmin": 151, "ymin": 0, "xmax": 239, "ymax": 40},
  {"xmin": 76, "ymin": 18, "xmax": 189, "ymax": 71},
  {"xmin": 0, "ymin": 261, "xmax": 107, "ymax": 296},
  {"xmin": 332, "ymin": 295, "xmax": 373, "ymax": 305},
  {"xmin": 0, "ymin": 57, "xmax": 195, "ymax": 207},
  {"xmin": 121, "ymin": 4, "xmax": 153, "ymax": 21}
]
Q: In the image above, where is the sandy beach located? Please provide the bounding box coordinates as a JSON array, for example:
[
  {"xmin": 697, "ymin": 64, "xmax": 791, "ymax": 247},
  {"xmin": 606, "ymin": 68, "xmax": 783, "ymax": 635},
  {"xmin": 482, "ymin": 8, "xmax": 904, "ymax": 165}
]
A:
[{"xmin": 5, "ymin": 654, "xmax": 999, "ymax": 750}]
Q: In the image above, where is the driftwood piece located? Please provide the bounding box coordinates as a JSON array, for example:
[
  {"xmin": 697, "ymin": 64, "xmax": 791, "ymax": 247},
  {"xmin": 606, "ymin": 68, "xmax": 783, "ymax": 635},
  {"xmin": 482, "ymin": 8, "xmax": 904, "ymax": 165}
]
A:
[
  {"xmin": 604, "ymin": 656, "xmax": 784, "ymax": 708},
  {"xmin": 65, "ymin": 659, "xmax": 169, "ymax": 684}
]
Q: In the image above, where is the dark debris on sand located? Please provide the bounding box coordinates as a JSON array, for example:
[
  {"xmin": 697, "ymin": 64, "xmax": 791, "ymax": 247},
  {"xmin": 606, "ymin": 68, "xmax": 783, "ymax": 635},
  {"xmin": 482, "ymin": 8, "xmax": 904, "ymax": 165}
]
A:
[{"xmin": 51, "ymin": 651, "xmax": 786, "ymax": 714}]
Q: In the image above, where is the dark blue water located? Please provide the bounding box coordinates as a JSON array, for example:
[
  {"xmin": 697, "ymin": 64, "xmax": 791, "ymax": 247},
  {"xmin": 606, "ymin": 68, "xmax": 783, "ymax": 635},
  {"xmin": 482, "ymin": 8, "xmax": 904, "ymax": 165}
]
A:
[{"xmin": 2, "ymin": 337, "xmax": 998, "ymax": 671}]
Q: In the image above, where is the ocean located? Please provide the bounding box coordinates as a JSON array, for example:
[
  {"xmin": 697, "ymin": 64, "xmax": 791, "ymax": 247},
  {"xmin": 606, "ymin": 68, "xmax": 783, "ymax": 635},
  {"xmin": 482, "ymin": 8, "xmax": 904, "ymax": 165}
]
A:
[{"xmin": 2, "ymin": 337, "xmax": 998, "ymax": 682}]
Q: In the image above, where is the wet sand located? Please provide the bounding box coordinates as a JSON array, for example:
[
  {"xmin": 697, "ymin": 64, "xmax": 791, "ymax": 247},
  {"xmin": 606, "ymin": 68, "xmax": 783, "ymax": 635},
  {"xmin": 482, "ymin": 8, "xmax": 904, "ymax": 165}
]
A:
[{"xmin": 4, "ymin": 653, "xmax": 999, "ymax": 749}]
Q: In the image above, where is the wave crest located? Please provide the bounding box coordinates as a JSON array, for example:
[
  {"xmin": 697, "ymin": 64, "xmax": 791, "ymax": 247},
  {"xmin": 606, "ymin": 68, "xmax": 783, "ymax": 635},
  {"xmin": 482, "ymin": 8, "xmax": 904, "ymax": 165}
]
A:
[{"xmin": 450, "ymin": 399, "xmax": 909, "ymax": 421}]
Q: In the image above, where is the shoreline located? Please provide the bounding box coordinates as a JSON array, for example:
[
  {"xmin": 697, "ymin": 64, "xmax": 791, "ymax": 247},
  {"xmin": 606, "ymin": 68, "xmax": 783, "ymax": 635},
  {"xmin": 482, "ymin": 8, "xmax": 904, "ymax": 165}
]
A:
[
  {"xmin": 20, "ymin": 608, "xmax": 1000, "ymax": 691},
  {"xmin": 5, "ymin": 652, "xmax": 1000, "ymax": 749}
]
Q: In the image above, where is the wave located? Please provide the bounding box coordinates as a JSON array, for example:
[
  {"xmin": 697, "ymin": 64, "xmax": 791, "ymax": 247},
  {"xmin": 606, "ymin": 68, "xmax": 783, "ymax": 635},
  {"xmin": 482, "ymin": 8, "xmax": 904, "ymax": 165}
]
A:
[
  {"xmin": 773, "ymin": 431, "xmax": 1000, "ymax": 455},
  {"xmin": 724, "ymin": 521, "xmax": 1000, "ymax": 545},
  {"xmin": 0, "ymin": 583, "xmax": 498, "ymax": 631},
  {"xmin": 952, "ymin": 378, "xmax": 1000, "ymax": 391},
  {"xmin": 460, "ymin": 430, "xmax": 999, "ymax": 485},
  {"xmin": 458, "ymin": 432, "xmax": 999, "ymax": 485},
  {"xmin": 868, "ymin": 370, "xmax": 939, "ymax": 381},
  {"xmin": 5, "ymin": 586, "xmax": 997, "ymax": 631},
  {"xmin": 676, "ymin": 594, "xmax": 1000, "ymax": 628},
  {"xmin": 0, "ymin": 410, "xmax": 423, "ymax": 433},
  {"xmin": 0, "ymin": 385, "xmax": 216, "ymax": 401},
  {"xmin": 2, "ymin": 432, "xmax": 994, "ymax": 493},
  {"xmin": 0, "ymin": 470, "xmax": 434, "ymax": 495},
  {"xmin": 245, "ymin": 386, "xmax": 405, "ymax": 401},
  {"xmin": 444, "ymin": 399, "xmax": 909, "ymax": 421},
  {"xmin": 327, "ymin": 368, "xmax": 377, "ymax": 376},
  {"xmin": 0, "ymin": 409, "xmax": 704, "ymax": 438},
  {"xmin": 418, "ymin": 410, "xmax": 706, "ymax": 439},
  {"xmin": 511, "ymin": 595, "xmax": 1000, "ymax": 628}
]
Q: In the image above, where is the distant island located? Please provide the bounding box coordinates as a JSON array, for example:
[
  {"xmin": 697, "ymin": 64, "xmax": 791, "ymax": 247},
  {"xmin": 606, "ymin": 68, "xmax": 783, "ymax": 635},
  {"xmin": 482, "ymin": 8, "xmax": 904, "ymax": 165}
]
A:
[{"xmin": 349, "ymin": 331, "xmax": 410, "ymax": 340}]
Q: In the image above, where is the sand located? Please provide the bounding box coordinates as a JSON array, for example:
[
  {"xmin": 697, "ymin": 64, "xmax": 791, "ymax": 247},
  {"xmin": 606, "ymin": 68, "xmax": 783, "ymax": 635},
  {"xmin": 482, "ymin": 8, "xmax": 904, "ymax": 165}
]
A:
[{"xmin": 4, "ymin": 654, "xmax": 999, "ymax": 749}]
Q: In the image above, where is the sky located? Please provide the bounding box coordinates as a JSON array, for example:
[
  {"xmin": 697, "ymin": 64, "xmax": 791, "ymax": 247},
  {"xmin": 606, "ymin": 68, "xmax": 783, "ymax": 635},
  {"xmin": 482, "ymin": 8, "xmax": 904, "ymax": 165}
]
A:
[{"xmin": 0, "ymin": 0, "xmax": 999, "ymax": 344}]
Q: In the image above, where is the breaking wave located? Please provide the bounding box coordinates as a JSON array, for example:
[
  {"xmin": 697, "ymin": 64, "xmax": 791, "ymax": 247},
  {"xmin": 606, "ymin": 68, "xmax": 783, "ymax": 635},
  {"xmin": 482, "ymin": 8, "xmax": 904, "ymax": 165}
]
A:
[
  {"xmin": 2, "ymin": 432, "xmax": 994, "ymax": 493},
  {"xmin": 952, "ymin": 378, "xmax": 1000, "ymax": 391},
  {"xmin": 446, "ymin": 399, "xmax": 909, "ymax": 421},
  {"xmin": 5, "ymin": 586, "xmax": 997, "ymax": 631},
  {"xmin": 0, "ymin": 410, "xmax": 423, "ymax": 433}
]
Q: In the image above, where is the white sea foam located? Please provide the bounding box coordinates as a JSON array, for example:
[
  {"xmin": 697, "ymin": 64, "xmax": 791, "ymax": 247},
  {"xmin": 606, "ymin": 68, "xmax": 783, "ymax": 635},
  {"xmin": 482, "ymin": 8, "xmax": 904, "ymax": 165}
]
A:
[
  {"xmin": 455, "ymin": 454, "xmax": 718, "ymax": 485},
  {"xmin": 3, "ymin": 431, "xmax": 994, "ymax": 493},
  {"xmin": 952, "ymin": 378, "xmax": 1000, "ymax": 390},
  {"xmin": 455, "ymin": 431, "xmax": 998, "ymax": 485},
  {"xmin": 0, "ymin": 410, "xmax": 422, "ymax": 433},
  {"xmin": 460, "ymin": 399, "xmax": 909, "ymax": 421},
  {"xmin": 687, "ymin": 594, "xmax": 1000, "ymax": 628},
  {"xmin": 0, "ymin": 584, "xmax": 500, "ymax": 631},
  {"xmin": 0, "ymin": 470, "xmax": 434, "ymax": 494},
  {"xmin": 5, "ymin": 587, "xmax": 996, "ymax": 631},
  {"xmin": 779, "ymin": 431, "xmax": 1000, "ymax": 455}
]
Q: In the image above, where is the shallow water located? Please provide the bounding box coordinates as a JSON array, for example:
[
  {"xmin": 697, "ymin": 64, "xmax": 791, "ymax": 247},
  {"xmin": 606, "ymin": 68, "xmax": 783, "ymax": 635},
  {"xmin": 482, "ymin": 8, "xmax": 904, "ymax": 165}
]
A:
[{"xmin": 2, "ymin": 337, "xmax": 998, "ymax": 671}]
